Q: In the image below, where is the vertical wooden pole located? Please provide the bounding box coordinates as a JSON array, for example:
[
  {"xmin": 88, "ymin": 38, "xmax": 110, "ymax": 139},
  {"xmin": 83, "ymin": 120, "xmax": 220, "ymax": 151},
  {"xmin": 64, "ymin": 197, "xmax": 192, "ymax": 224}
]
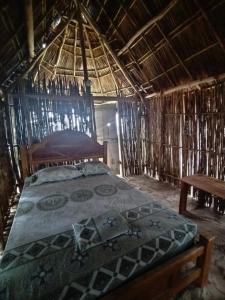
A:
[
  {"xmin": 75, "ymin": 0, "xmax": 96, "ymax": 140},
  {"xmin": 135, "ymin": 101, "xmax": 142, "ymax": 174},
  {"xmin": 24, "ymin": 0, "xmax": 34, "ymax": 60},
  {"xmin": 117, "ymin": 101, "xmax": 124, "ymax": 176}
]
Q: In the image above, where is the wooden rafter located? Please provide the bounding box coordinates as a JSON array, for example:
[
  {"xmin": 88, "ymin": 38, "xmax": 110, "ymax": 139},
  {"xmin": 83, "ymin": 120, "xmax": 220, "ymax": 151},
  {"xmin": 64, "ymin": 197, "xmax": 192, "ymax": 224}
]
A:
[
  {"xmin": 23, "ymin": 12, "xmax": 75, "ymax": 77},
  {"xmin": 41, "ymin": 0, "xmax": 46, "ymax": 33},
  {"xmin": 194, "ymin": 0, "xmax": 225, "ymax": 53},
  {"xmin": 75, "ymin": 0, "xmax": 88, "ymax": 85},
  {"xmin": 80, "ymin": 3, "xmax": 146, "ymax": 104},
  {"xmin": 43, "ymin": 59, "xmax": 117, "ymax": 74},
  {"xmin": 73, "ymin": 23, "xmax": 78, "ymax": 78},
  {"xmin": 118, "ymin": 0, "xmax": 193, "ymax": 81},
  {"xmin": 53, "ymin": 26, "xmax": 68, "ymax": 79},
  {"xmin": 96, "ymin": 0, "xmax": 107, "ymax": 23},
  {"xmin": 41, "ymin": 63, "xmax": 53, "ymax": 76},
  {"xmin": 99, "ymin": 39, "xmax": 119, "ymax": 92},
  {"xmin": 75, "ymin": 0, "xmax": 96, "ymax": 138},
  {"xmin": 0, "ymin": 1, "xmax": 57, "ymax": 77},
  {"xmin": 83, "ymin": 0, "xmax": 152, "ymax": 99},
  {"xmin": 118, "ymin": 0, "xmax": 178, "ymax": 56},
  {"xmin": 0, "ymin": 10, "xmax": 23, "ymax": 61},
  {"xmin": 1, "ymin": 1, "xmax": 55, "ymax": 56},
  {"xmin": 146, "ymin": 72, "xmax": 225, "ymax": 97},
  {"xmin": 143, "ymin": 35, "xmax": 176, "ymax": 87},
  {"xmin": 119, "ymin": 11, "xmax": 203, "ymax": 65},
  {"xmin": 65, "ymin": 18, "xmax": 93, "ymax": 30},
  {"xmin": 120, "ymin": 3, "xmax": 175, "ymax": 87},
  {"xmin": 155, "ymin": 23, "xmax": 193, "ymax": 80},
  {"xmin": 96, "ymin": 0, "xmax": 124, "ymax": 39},
  {"xmin": 85, "ymin": 27, "xmax": 104, "ymax": 95},
  {"xmin": 108, "ymin": 2, "xmax": 153, "ymax": 89},
  {"xmin": 184, "ymin": 42, "xmax": 218, "ymax": 62}
]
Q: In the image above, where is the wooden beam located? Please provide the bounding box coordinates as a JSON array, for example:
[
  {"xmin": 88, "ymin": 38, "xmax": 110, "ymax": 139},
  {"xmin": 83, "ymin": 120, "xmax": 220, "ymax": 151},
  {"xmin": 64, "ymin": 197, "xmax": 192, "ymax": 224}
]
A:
[
  {"xmin": 85, "ymin": 27, "xmax": 104, "ymax": 95},
  {"xmin": 75, "ymin": 0, "xmax": 89, "ymax": 85},
  {"xmin": 75, "ymin": 0, "xmax": 97, "ymax": 139},
  {"xmin": 53, "ymin": 26, "xmax": 68, "ymax": 78},
  {"xmin": 112, "ymin": 3, "xmax": 153, "ymax": 89},
  {"xmin": 33, "ymin": 49, "xmax": 47, "ymax": 82},
  {"xmin": 194, "ymin": 0, "xmax": 225, "ymax": 53},
  {"xmin": 41, "ymin": 0, "xmax": 46, "ymax": 34},
  {"xmin": 0, "ymin": 9, "xmax": 23, "ymax": 61},
  {"xmin": 24, "ymin": 0, "xmax": 34, "ymax": 60},
  {"xmin": 118, "ymin": 0, "xmax": 178, "ymax": 56},
  {"xmin": 23, "ymin": 12, "xmax": 75, "ymax": 77},
  {"xmin": 73, "ymin": 23, "xmax": 78, "ymax": 78},
  {"xmin": 184, "ymin": 42, "xmax": 218, "ymax": 62},
  {"xmin": 96, "ymin": 0, "xmax": 124, "ymax": 40},
  {"xmin": 155, "ymin": 23, "xmax": 193, "ymax": 80},
  {"xmin": 99, "ymin": 39, "xmax": 119, "ymax": 92},
  {"xmin": 0, "ymin": 1, "xmax": 57, "ymax": 83},
  {"xmin": 42, "ymin": 59, "xmax": 118, "ymax": 74},
  {"xmin": 8, "ymin": 93, "xmax": 136, "ymax": 102},
  {"xmin": 80, "ymin": 4, "xmax": 145, "ymax": 103},
  {"xmin": 120, "ymin": 3, "xmax": 175, "ymax": 88},
  {"xmin": 145, "ymin": 72, "xmax": 225, "ymax": 97}
]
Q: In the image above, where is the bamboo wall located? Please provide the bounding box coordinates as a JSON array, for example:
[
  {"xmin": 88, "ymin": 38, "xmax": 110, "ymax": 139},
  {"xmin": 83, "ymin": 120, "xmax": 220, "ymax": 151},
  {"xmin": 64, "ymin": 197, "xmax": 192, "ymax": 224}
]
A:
[
  {"xmin": 118, "ymin": 100, "xmax": 142, "ymax": 176},
  {"xmin": 7, "ymin": 78, "xmax": 96, "ymax": 181},
  {"xmin": 119, "ymin": 80, "xmax": 225, "ymax": 185},
  {"xmin": 9, "ymin": 94, "xmax": 93, "ymax": 146}
]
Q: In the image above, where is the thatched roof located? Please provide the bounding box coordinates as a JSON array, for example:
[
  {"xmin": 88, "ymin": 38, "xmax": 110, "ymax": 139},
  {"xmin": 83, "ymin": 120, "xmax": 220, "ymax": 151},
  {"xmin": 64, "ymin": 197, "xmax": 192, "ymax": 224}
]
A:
[{"xmin": 1, "ymin": 0, "xmax": 225, "ymax": 97}]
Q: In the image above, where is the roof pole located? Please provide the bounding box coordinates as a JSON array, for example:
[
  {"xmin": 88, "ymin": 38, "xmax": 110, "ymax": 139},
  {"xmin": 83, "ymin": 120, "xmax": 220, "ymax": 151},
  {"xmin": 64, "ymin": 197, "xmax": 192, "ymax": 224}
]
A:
[{"xmin": 24, "ymin": 0, "xmax": 34, "ymax": 61}]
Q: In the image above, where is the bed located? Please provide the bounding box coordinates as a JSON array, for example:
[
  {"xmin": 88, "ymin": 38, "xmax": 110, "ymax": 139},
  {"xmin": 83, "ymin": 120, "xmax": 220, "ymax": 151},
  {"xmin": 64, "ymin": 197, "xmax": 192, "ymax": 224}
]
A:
[{"xmin": 0, "ymin": 130, "xmax": 214, "ymax": 300}]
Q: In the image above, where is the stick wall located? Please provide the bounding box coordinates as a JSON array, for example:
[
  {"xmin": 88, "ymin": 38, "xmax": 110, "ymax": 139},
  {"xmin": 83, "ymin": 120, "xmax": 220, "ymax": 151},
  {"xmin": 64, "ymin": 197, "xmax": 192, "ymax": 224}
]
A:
[{"xmin": 119, "ymin": 80, "xmax": 225, "ymax": 185}]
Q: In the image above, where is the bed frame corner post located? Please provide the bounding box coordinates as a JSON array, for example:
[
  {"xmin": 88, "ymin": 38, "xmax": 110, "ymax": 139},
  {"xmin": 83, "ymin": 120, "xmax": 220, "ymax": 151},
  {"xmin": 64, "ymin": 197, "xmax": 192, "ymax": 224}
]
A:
[
  {"xmin": 196, "ymin": 232, "xmax": 215, "ymax": 287},
  {"xmin": 20, "ymin": 145, "xmax": 30, "ymax": 180},
  {"xmin": 103, "ymin": 141, "xmax": 108, "ymax": 164}
]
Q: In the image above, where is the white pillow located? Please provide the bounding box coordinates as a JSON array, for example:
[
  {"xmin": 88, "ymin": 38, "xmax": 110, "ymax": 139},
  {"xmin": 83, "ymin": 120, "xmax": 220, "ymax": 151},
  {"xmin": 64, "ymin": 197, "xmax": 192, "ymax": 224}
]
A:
[
  {"xmin": 28, "ymin": 165, "xmax": 83, "ymax": 186},
  {"xmin": 76, "ymin": 161, "xmax": 111, "ymax": 176}
]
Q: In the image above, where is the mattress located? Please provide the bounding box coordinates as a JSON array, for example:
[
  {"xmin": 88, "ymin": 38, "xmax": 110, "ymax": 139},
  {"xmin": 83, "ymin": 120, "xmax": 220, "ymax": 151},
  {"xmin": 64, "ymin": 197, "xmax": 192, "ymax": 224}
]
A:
[{"xmin": 0, "ymin": 174, "xmax": 197, "ymax": 299}]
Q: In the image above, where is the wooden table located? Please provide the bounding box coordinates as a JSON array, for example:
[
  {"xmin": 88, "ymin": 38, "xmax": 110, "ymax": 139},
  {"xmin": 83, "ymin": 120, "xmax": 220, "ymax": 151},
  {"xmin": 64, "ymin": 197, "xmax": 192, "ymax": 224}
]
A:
[{"xmin": 179, "ymin": 174, "xmax": 225, "ymax": 218}]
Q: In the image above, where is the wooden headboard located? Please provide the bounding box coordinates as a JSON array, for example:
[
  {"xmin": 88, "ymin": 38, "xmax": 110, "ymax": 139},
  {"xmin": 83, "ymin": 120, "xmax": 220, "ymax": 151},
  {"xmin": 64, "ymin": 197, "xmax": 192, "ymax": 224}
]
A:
[{"xmin": 20, "ymin": 130, "xmax": 107, "ymax": 179}]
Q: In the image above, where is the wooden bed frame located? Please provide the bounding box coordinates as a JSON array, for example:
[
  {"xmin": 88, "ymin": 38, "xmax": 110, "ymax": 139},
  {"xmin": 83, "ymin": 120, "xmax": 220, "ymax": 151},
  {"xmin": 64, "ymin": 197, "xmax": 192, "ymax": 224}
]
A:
[
  {"xmin": 20, "ymin": 130, "xmax": 214, "ymax": 299},
  {"xmin": 103, "ymin": 233, "xmax": 214, "ymax": 299},
  {"xmin": 20, "ymin": 130, "xmax": 107, "ymax": 179}
]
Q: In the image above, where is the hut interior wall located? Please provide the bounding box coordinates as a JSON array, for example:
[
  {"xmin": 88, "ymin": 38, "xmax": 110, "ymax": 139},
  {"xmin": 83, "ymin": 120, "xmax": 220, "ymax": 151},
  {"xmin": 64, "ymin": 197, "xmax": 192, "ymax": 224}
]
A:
[
  {"xmin": 119, "ymin": 80, "xmax": 225, "ymax": 187},
  {"xmin": 7, "ymin": 78, "xmax": 95, "ymax": 182}
]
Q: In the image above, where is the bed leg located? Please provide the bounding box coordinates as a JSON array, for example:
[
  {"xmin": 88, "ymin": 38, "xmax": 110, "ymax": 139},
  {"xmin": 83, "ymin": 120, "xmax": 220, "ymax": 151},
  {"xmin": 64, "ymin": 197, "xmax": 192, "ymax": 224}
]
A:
[
  {"xmin": 20, "ymin": 145, "xmax": 29, "ymax": 181},
  {"xmin": 103, "ymin": 141, "xmax": 108, "ymax": 165},
  {"xmin": 196, "ymin": 232, "xmax": 215, "ymax": 287}
]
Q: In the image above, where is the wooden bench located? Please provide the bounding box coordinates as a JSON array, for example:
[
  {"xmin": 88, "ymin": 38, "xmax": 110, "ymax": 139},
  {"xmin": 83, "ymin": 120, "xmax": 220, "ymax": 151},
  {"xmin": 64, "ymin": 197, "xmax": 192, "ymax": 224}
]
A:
[{"xmin": 179, "ymin": 174, "xmax": 225, "ymax": 218}]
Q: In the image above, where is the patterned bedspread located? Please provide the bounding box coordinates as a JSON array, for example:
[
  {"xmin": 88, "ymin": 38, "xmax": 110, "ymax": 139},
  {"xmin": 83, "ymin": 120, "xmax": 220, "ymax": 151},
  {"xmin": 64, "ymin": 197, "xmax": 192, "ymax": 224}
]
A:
[{"xmin": 0, "ymin": 174, "xmax": 197, "ymax": 299}]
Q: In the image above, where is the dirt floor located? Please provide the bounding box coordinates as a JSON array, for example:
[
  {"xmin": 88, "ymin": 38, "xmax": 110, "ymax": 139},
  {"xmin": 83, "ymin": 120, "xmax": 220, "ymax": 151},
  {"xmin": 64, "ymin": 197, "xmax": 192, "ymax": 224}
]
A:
[{"xmin": 126, "ymin": 175, "xmax": 225, "ymax": 300}]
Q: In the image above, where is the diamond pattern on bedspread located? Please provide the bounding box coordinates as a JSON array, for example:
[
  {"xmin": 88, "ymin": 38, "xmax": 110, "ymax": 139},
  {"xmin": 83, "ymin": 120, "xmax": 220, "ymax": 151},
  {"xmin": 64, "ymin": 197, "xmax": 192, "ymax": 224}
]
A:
[
  {"xmin": 0, "ymin": 204, "xmax": 197, "ymax": 300},
  {"xmin": 73, "ymin": 209, "xmax": 129, "ymax": 252},
  {"xmin": 59, "ymin": 223, "xmax": 197, "ymax": 300}
]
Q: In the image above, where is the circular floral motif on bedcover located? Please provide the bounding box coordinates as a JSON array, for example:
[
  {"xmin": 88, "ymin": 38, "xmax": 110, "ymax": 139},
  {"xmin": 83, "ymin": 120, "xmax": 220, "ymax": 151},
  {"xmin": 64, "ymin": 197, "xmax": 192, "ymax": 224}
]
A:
[
  {"xmin": 94, "ymin": 185, "xmax": 117, "ymax": 196},
  {"xmin": 16, "ymin": 201, "xmax": 34, "ymax": 217},
  {"xmin": 37, "ymin": 194, "xmax": 68, "ymax": 211},
  {"xmin": 70, "ymin": 189, "xmax": 93, "ymax": 202}
]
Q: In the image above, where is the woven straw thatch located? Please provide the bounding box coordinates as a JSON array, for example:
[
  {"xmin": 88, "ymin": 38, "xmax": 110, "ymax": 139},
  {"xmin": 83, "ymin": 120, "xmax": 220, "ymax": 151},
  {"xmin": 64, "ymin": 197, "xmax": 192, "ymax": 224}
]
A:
[{"xmin": 0, "ymin": 0, "xmax": 225, "ymax": 97}]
